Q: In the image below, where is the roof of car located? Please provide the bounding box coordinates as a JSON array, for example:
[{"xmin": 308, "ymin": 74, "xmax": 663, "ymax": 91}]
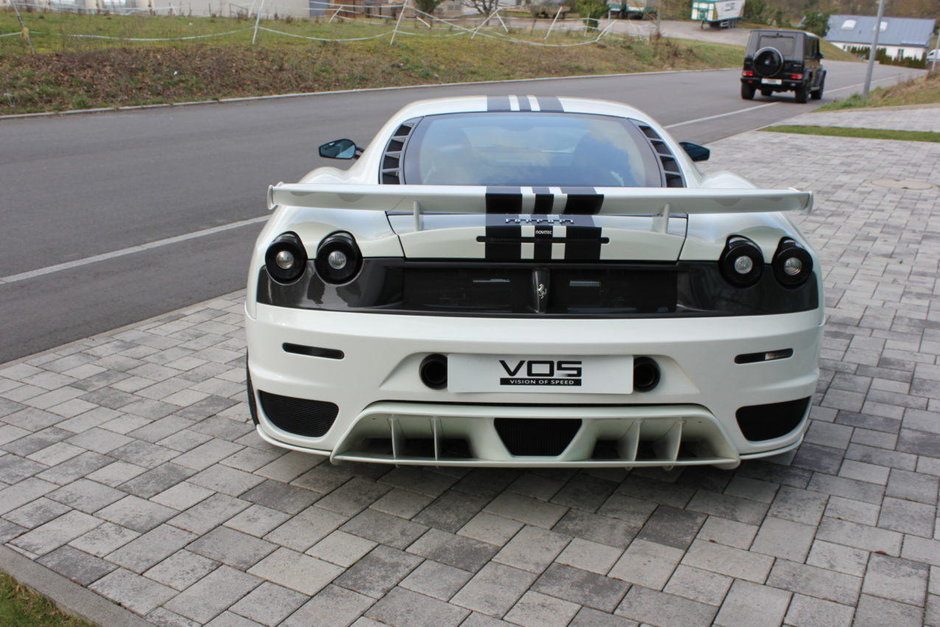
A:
[{"xmin": 749, "ymin": 29, "xmax": 818, "ymax": 39}]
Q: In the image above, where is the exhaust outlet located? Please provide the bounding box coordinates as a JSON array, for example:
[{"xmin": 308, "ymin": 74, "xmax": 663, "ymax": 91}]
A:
[
  {"xmin": 419, "ymin": 354, "xmax": 448, "ymax": 390},
  {"xmin": 633, "ymin": 357, "xmax": 660, "ymax": 392}
]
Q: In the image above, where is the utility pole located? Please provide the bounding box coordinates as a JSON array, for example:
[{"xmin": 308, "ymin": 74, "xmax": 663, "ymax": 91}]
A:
[
  {"xmin": 932, "ymin": 29, "xmax": 938, "ymax": 73},
  {"xmin": 862, "ymin": 0, "xmax": 886, "ymax": 98}
]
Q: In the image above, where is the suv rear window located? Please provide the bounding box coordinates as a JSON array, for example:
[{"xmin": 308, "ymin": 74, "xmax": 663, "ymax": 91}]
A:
[
  {"xmin": 748, "ymin": 33, "xmax": 798, "ymax": 58},
  {"xmin": 401, "ymin": 112, "xmax": 663, "ymax": 187}
]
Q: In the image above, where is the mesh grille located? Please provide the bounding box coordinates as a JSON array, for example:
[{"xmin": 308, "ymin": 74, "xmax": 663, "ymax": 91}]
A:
[
  {"xmin": 495, "ymin": 418, "xmax": 582, "ymax": 456},
  {"xmin": 259, "ymin": 391, "xmax": 338, "ymax": 438},
  {"xmin": 736, "ymin": 397, "xmax": 810, "ymax": 441}
]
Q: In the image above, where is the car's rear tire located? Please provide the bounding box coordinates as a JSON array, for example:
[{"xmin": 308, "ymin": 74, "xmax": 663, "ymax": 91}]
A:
[
  {"xmin": 795, "ymin": 84, "xmax": 809, "ymax": 103},
  {"xmin": 811, "ymin": 77, "xmax": 825, "ymax": 100},
  {"xmin": 741, "ymin": 83, "xmax": 756, "ymax": 100}
]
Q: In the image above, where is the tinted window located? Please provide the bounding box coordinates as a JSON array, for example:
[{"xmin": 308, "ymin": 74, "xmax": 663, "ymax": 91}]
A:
[
  {"xmin": 749, "ymin": 33, "xmax": 798, "ymax": 57},
  {"xmin": 402, "ymin": 112, "xmax": 663, "ymax": 187}
]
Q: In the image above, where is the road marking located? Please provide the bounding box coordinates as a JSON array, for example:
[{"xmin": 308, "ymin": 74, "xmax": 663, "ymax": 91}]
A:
[
  {"xmin": 665, "ymin": 102, "xmax": 781, "ymax": 129},
  {"xmin": 0, "ymin": 216, "xmax": 268, "ymax": 285}
]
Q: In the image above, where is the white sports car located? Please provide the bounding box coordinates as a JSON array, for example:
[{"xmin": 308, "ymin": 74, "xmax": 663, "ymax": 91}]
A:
[{"xmin": 245, "ymin": 96, "xmax": 823, "ymax": 469}]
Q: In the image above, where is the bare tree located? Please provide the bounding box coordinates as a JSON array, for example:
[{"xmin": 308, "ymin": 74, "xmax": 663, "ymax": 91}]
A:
[{"xmin": 465, "ymin": 0, "xmax": 500, "ymax": 16}]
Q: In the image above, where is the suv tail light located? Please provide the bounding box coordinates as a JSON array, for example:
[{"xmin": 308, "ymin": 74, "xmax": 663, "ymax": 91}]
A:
[
  {"xmin": 742, "ymin": 70, "xmax": 754, "ymax": 77},
  {"xmin": 789, "ymin": 74, "xmax": 804, "ymax": 80}
]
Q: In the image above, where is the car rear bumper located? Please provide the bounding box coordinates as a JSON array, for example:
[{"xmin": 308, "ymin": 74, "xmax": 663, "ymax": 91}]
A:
[
  {"xmin": 741, "ymin": 77, "xmax": 806, "ymax": 91},
  {"xmin": 246, "ymin": 304, "xmax": 823, "ymax": 467}
]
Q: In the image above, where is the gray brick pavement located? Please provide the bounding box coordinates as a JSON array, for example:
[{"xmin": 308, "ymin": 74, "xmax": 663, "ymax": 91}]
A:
[{"xmin": 0, "ymin": 105, "xmax": 939, "ymax": 625}]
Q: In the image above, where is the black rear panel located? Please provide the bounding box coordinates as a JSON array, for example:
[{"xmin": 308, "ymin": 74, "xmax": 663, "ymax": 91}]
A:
[{"xmin": 257, "ymin": 259, "xmax": 818, "ymax": 318}]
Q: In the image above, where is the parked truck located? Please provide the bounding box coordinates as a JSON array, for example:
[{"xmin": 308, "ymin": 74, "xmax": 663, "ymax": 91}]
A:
[
  {"xmin": 691, "ymin": 0, "xmax": 744, "ymax": 28},
  {"xmin": 607, "ymin": 0, "xmax": 657, "ymax": 19}
]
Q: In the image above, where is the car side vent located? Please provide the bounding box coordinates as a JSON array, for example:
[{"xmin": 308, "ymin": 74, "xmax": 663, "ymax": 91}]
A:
[
  {"xmin": 381, "ymin": 119, "xmax": 419, "ymax": 185},
  {"xmin": 637, "ymin": 124, "xmax": 686, "ymax": 188}
]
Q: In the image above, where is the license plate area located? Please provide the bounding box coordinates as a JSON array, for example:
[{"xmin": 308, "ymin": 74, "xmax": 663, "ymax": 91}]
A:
[
  {"xmin": 761, "ymin": 78, "xmax": 783, "ymax": 85},
  {"xmin": 448, "ymin": 355, "xmax": 633, "ymax": 394}
]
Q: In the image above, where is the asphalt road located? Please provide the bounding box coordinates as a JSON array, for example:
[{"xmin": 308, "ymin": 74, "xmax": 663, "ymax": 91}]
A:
[{"xmin": 0, "ymin": 61, "xmax": 924, "ymax": 363}]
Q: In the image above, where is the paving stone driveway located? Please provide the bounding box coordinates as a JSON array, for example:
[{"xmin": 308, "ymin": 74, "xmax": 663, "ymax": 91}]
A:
[{"xmin": 1, "ymin": 107, "xmax": 939, "ymax": 627}]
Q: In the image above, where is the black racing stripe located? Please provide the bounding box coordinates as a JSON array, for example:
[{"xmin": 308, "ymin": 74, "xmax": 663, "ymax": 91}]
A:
[
  {"xmin": 533, "ymin": 221, "xmax": 553, "ymax": 261},
  {"xmin": 533, "ymin": 186, "xmax": 554, "ymax": 214},
  {"xmin": 538, "ymin": 96, "xmax": 563, "ymax": 112},
  {"xmin": 561, "ymin": 187, "xmax": 604, "ymax": 215},
  {"xmin": 487, "ymin": 95, "xmax": 512, "ymax": 112},
  {"xmin": 485, "ymin": 215, "xmax": 522, "ymax": 261},
  {"xmin": 564, "ymin": 223, "xmax": 603, "ymax": 261},
  {"xmin": 516, "ymin": 96, "xmax": 532, "ymax": 112},
  {"xmin": 485, "ymin": 186, "xmax": 523, "ymax": 214}
]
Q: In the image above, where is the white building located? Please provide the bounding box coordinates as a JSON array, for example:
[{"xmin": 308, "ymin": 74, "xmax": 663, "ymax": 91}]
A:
[{"xmin": 825, "ymin": 15, "xmax": 937, "ymax": 61}]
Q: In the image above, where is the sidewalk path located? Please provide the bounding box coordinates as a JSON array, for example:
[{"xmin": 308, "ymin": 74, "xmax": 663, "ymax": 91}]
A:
[
  {"xmin": 0, "ymin": 107, "xmax": 938, "ymax": 626},
  {"xmin": 780, "ymin": 103, "xmax": 940, "ymax": 133}
]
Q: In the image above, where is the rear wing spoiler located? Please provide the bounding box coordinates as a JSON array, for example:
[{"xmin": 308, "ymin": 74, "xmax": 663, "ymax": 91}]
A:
[{"xmin": 267, "ymin": 183, "xmax": 812, "ymax": 217}]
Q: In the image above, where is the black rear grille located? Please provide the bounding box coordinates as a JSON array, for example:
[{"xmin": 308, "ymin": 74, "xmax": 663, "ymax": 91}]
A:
[
  {"xmin": 259, "ymin": 391, "xmax": 337, "ymax": 437},
  {"xmin": 402, "ymin": 266, "xmax": 678, "ymax": 314},
  {"xmin": 258, "ymin": 259, "xmax": 818, "ymax": 317},
  {"xmin": 495, "ymin": 418, "xmax": 582, "ymax": 456}
]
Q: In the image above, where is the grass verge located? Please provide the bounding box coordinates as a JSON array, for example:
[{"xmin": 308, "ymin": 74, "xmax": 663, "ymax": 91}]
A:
[
  {"xmin": 819, "ymin": 70, "xmax": 940, "ymax": 110},
  {"xmin": 761, "ymin": 125, "xmax": 940, "ymax": 143},
  {"xmin": 0, "ymin": 571, "xmax": 94, "ymax": 627},
  {"xmin": 0, "ymin": 11, "xmax": 744, "ymax": 115}
]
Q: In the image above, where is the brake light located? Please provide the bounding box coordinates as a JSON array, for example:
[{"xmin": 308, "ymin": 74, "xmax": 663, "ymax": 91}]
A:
[
  {"xmin": 742, "ymin": 70, "xmax": 754, "ymax": 77},
  {"xmin": 790, "ymin": 74, "xmax": 803, "ymax": 80}
]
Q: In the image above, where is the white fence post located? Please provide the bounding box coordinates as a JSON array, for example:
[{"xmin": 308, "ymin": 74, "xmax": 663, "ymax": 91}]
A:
[
  {"xmin": 471, "ymin": 11, "xmax": 494, "ymax": 39},
  {"xmin": 544, "ymin": 5, "xmax": 563, "ymax": 40},
  {"xmin": 251, "ymin": 0, "xmax": 264, "ymax": 44},
  {"xmin": 389, "ymin": 1, "xmax": 406, "ymax": 44},
  {"xmin": 493, "ymin": 7, "xmax": 509, "ymax": 33}
]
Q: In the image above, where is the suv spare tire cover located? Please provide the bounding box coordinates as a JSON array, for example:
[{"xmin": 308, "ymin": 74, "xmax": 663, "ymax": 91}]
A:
[{"xmin": 754, "ymin": 47, "xmax": 784, "ymax": 77}]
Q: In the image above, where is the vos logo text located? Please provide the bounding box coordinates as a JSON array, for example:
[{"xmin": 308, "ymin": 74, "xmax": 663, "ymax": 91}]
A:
[{"xmin": 499, "ymin": 360, "xmax": 583, "ymax": 386}]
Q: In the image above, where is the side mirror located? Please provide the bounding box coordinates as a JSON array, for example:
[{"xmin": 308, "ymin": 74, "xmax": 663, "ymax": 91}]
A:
[
  {"xmin": 680, "ymin": 141, "xmax": 710, "ymax": 162},
  {"xmin": 319, "ymin": 138, "xmax": 360, "ymax": 160}
]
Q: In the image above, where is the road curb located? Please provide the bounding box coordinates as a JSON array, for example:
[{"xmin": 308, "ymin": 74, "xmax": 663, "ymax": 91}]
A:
[{"xmin": 0, "ymin": 546, "xmax": 151, "ymax": 627}]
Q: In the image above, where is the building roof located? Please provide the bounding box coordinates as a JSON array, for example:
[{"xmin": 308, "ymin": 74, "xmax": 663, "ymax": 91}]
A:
[{"xmin": 825, "ymin": 15, "xmax": 936, "ymax": 47}]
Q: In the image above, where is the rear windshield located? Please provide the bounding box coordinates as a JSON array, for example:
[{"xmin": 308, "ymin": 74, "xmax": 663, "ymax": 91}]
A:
[
  {"xmin": 401, "ymin": 112, "xmax": 663, "ymax": 187},
  {"xmin": 748, "ymin": 33, "xmax": 799, "ymax": 57}
]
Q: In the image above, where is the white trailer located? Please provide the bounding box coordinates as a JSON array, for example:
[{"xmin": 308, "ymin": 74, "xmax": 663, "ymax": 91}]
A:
[{"xmin": 691, "ymin": 0, "xmax": 744, "ymax": 28}]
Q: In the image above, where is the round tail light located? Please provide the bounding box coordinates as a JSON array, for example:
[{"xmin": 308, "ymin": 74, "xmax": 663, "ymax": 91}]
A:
[
  {"xmin": 719, "ymin": 236, "xmax": 764, "ymax": 287},
  {"xmin": 772, "ymin": 239, "xmax": 813, "ymax": 287},
  {"xmin": 265, "ymin": 232, "xmax": 307, "ymax": 283},
  {"xmin": 315, "ymin": 232, "xmax": 362, "ymax": 284}
]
